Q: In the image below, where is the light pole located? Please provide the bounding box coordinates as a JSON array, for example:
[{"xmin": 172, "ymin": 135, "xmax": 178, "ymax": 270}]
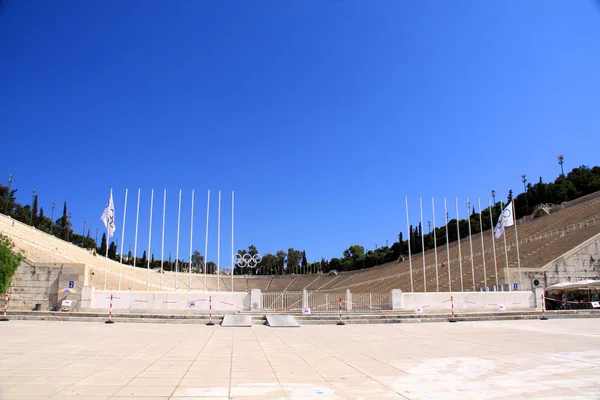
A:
[
  {"xmin": 491, "ymin": 190, "xmax": 496, "ymax": 205},
  {"xmin": 67, "ymin": 212, "xmax": 72, "ymax": 241},
  {"xmin": 95, "ymin": 227, "xmax": 98, "ymax": 246},
  {"xmin": 558, "ymin": 155, "xmax": 567, "ymax": 202},
  {"xmin": 50, "ymin": 202, "xmax": 55, "ymax": 234},
  {"xmin": 4, "ymin": 174, "xmax": 13, "ymax": 215},
  {"xmin": 30, "ymin": 190, "xmax": 37, "ymax": 226},
  {"xmin": 522, "ymin": 174, "xmax": 528, "ymax": 215},
  {"xmin": 82, "ymin": 220, "xmax": 86, "ymax": 247}
]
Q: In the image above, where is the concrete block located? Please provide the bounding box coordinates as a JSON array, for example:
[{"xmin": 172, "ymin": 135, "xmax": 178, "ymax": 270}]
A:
[
  {"xmin": 390, "ymin": 289, "xmax": 403, "ymax": 310},
  {"xmin": 250, "ymin": 289, "xmax": 261, "ymax": 310}
]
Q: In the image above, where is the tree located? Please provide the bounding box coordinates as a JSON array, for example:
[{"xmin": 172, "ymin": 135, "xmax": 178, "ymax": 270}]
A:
[
  {"xmin": 0, "ymin": 185, "xmax": 17, "ymax": 217},
  {"xmin": 32, "ymin": 195, "xmax": 38, "ymax": 227},
  {"xmin": 38, "ymin": 207, "xmax": 44, "ymax": 229},
  {"xmin": 343, "ymin": 245, "xmax": 364, "ymax": 261},
  {"xmin": 59, "ymin": 202, "xmax": 70, "ymax": 240},
  {"xmin": 0, "ymin": 233, "xmax": 24, "ymax": 294},
  {"xmin": 248, "ymin": 245, "xmax": 258, "ymax": 256},
  {"xmin": 206, "ymin": 261, "xmax": 217, "ymax": 274},
  {"xmin": 140, "ymin": 250, "xmax": 147, "ymax": 268},
  {"xmin": 258, "ymin": 253, "xmax": 279, "ymax": 275},
  {"xmin": 329, "ymin": 258, "xmax": 343, "ymax": 271},
  {"xmin": 108, "ymin": 241, "xmax": 117, "ymax": 260},
  {"xmin": 287, "ymin": 248, "xmax": 302, "ymax": 274},
  {"xmin": 301, "ymin": 251, "xmax": 308, "ymax": 274},
  {"xmin": 276, "ymin": 250, "xmax": 286, "ymax": 275},
  {"xmin": 191, "ymin": 250, "xmax": 204, "ymax": 273},
  {"xmin": 506, "ymin": 190, "xmax": 513, "ymax": 205},
  {"xmin": 398, "ymin": 232, "xmax": 404, "ymax": 255},
  {"xmin": 100, "ymin": 233, "xmax": 107, "ymax": 256}
]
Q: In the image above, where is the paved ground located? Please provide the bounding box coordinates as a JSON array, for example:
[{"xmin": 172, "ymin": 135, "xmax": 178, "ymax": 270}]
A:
[{"xmin": 0, "ymin": 319, "xmax": 599, "ymax": 399}]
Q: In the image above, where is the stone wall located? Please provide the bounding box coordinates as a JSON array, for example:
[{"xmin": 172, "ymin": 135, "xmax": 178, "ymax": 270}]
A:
[
  {"xmin": 84, "ymin": 288, "xmax": 250, "ymax": 312},
  {"xmin": 530, "ymin": 232, "xmax": 600, "ymax": 288},
  {"xmin": 8, "ymin": 262, "xmax": 87, "ymax": 310},
  {"xmin": 389, "ymin": 290, "xmax": 535, "ymax": 311}
]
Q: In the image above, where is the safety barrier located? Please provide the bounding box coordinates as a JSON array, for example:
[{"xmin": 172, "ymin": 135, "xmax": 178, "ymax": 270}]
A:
[
  {"xmin": 1, "ymin": 291, "xmax": 9, "ymax": 321},
  {"xmin": 337, "ymin": 296, "xmax": 345, "ymax": 325},
  {"xmin": 206, "ymin": 295, "xmax": 214, "ymax": 326},
  {"xmin": 105, "ymin": 294, "xmax": 117, "ymax": 324}
]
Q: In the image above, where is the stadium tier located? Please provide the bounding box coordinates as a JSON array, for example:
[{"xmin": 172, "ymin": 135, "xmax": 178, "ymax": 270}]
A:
[{"xmin": 1, "ymin": 192, "xmax": 600, "ymax": 295}]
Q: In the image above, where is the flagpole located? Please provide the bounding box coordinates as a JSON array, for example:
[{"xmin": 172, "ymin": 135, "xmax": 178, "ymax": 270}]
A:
[
  {"xmin": 204, "ymin": 190, "xmax": 210, "ymax": 291},
  {"xmin": 444, "ymin": 197, "xmax": 451, "ymax": 292},
  {"xmin": 489, "ymin": 198, "xmax": 499, "ymax": 290},
  {"xmin": 146, "ymin": 189, "xmax": 154, "ymax": 291},
  {"xmin": 513, "ymin": 199, "xmax": 522, "ymax": 290},
  {"xmin": 419, "ymin": 197, "xmax": 426, "ymax": 293},
  {"xmin": 231, "ymin": 190, "xmax": 234, "ymax": 293},
  {"xmin": 455, "ymin": 197, "xmax": 464, "ymax": 292},
  {"xmin": 132, "ymin": 188, "xmax": 141, "ymax": 290},
  {"xmin": 189, "ymin": 189, "xmax": 195, "ymax": 292},
  {"xmin": 217, "ymin": 190, "xmax": 221, "ymax": 292},
  {"xmin": 432, "ymin": 197, "xmax": 439, "ymax": 292},
  {"xmin": 477, "ymin": 198, "xmax": 487, "ymax": 290},
  {"xmin": 160, "ymin": 189, "xmax": 166, "ymax": 291},
  {"xmin": 118, "ymin": 188, "xmax": 128, "ymax": 291},
  {"xmin": 404, "ymin": 196, "xmax": 413, "ymax": 292},
  {"xmin": 175, "ymin": 189, "xmax": 182, "ymax": 291},
  {"xmin": 466, "ymin": 198, "xmax": 475, "ymax": 291},
  {"xmin": 103, "ymin": 188, "xmax": 112, "ymax": 291},
  {"xmin": 500, "ymin": 200, "xmax": 511, "ymax": 292}
]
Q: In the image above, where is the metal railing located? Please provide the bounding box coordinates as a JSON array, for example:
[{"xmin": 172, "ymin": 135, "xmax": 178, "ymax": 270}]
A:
[{"xmin": 260, "ymin": 291, "xmax": 390, "ymax": 311}]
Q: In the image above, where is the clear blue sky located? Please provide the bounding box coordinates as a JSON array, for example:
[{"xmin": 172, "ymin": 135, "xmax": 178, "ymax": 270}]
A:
[{"xmin": 2, "ymin": 1, "xmax": 599, "ymax": 267}]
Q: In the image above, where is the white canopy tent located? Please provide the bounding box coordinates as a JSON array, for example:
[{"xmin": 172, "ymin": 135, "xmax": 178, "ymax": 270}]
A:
[{"xmin": 546, "ymin": 279, "xmax": 600, "ymax": 292}]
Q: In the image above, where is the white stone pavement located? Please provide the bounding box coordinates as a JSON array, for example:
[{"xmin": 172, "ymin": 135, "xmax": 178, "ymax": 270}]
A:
[{"xmin": 0, "ymin": 319, "xmax": 599, "ymax": 399}]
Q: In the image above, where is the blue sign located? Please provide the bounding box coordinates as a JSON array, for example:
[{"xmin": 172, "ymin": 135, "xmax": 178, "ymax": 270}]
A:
[
  {"xmin": 513, "ymin": 283, "xmax": 518, "ymax": 290},
  {"xmin": 68, "ymin": 281, "xmax": 75, "ymax": 289}
]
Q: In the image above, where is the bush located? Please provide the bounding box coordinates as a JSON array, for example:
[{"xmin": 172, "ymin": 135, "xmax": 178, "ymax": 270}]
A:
[{"xmin": 0, "ymin": 233, "xmax": 24, "ymax": 294}]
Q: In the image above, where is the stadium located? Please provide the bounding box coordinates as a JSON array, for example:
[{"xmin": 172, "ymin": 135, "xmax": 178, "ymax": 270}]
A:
[
  {"xmin": 2, "ymin": 2, "xmax": 600, "ymax": 398},
  {"xmin": 2, "ymin": 189, "xmax": 599, "ymax": 324}
]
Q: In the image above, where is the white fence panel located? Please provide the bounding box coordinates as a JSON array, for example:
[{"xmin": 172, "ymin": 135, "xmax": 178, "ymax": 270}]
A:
[
  {"xmin": 261, "ymin": 291, "xmax": 302, "ymax": 311},
  {"xmin": 352, "ymin": 292, "xmax": 390, "ymax": 310}
]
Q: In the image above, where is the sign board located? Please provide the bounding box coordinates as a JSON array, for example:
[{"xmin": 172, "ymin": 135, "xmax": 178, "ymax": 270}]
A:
[
  {"xmin": 301, "ymin": 307, "xmax": 311, "ymax": 315},
  {"xmin": 591, "ymin": 301, "xmax": 600, "ymax": 308},
  {"xmin": 497, "ymin": 304, "xmax": 506, "ymax": 311},
  {"xmin": 61, "ymin": 300, "xmax": 73, "ymax": 311},
  {"xmin": 415, "ymin": 307, "xmax": 423, "ymax": 314},
  {"xmin": 68, "ymin": 281, "xmax": 75, "ymax": 289},
  {"xmin": 513, "ymin": 284, "xmax": 518, "ymax": 290},
  {"xmin": 188, "ymin": 301, "xmax": 197, "ymax": 308}
]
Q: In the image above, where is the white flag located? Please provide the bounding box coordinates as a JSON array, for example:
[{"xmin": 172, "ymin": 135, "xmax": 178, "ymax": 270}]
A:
[
  {"xmin": 494, "ymin": 201, "xmax": 514, "ymax": 238},
  {"xmin": 100, "ymin": 190, "xmax": 116, "ymax": 238}
]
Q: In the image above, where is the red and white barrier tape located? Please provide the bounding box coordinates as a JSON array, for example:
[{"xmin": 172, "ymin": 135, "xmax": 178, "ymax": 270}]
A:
[
  {"xmin": 207, "ymin": 296, "xmax": 215, "ymax": 326},
  {"xmin": 106, "ymin": 294, "xmax": 115, "ymax": 324}
]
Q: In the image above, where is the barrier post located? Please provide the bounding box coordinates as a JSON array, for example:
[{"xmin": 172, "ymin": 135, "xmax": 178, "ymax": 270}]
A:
[
  {"xmin": 0, "ymin": 291, "xmax": 9, "ymax": 322},
  {"xmin": 105, "ymin": 294, "xmax": 115, "ymax": 324},
  {"xmin": 206, "ymin": 295, "xmax": 215, "ymax": 326},
  {"xmin": 449, "ymin": 295, "xmax": 457, "ymax": 323},
  {"xmin": 540, "ymin": 293, "xmax": 548, "ymax": 320},
  {"xmin": 337, "ymin": 296, "xmax": 345, "ymax": 326}
]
